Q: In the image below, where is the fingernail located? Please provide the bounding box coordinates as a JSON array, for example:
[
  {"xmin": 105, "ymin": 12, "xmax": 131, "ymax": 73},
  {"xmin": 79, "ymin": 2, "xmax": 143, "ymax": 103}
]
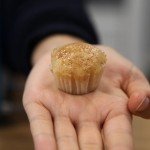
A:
[{"xmin": 136, "ymin": 97, "xmax": 150, "ymax": 112}]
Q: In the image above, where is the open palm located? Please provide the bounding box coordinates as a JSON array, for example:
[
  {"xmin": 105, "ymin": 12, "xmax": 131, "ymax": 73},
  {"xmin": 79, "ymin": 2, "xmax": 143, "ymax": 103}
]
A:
[{"xmin": 23, "ymin": 45, "xmax": 149, "ymax": 150}]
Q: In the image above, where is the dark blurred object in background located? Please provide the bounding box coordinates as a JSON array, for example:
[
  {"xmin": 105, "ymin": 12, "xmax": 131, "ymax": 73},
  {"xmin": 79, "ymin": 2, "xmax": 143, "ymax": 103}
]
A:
[
  {"xmin": 0, "ymin": 69, "xmax": 27, "ymax": 125},
  {"xmin": 0, "ymin": 8, "xmax": 27, "ymax": 125},
  {"xmin": 85, "ymin": 0, "xmax": 124, "ymax": 5}
]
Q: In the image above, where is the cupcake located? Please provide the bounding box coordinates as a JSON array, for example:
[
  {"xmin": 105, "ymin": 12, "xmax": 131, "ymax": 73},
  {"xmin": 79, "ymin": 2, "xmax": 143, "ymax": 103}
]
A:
[{"xmin": 51, "ymin": 42, "xmax": 106, "ymax": 95}]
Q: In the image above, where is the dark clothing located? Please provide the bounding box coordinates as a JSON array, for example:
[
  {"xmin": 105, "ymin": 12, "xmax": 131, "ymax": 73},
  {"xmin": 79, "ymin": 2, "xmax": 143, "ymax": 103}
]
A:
[{"xmin": 1, "ymin": 0, "xmax": 98, "ymax": 74}]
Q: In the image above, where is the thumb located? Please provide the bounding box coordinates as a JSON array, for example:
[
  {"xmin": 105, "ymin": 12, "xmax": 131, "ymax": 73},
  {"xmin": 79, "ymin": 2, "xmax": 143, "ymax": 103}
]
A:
[{"xmin": 125, "ymin": 67, "xmax": 150, "ymax": 118}]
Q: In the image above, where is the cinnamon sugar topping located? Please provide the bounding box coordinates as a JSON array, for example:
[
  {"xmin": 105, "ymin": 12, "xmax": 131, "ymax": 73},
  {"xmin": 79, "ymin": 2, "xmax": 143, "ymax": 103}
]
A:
[{"xmin": 51, "ymin": 42, "xmax": 106, "ymax": 77}]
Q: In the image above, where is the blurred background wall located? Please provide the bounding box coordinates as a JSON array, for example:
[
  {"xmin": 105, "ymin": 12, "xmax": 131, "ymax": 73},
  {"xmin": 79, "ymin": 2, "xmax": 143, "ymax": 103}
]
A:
[{"xmin": 85, "ymin": 0, "xmax": 150, "ymax": 75}]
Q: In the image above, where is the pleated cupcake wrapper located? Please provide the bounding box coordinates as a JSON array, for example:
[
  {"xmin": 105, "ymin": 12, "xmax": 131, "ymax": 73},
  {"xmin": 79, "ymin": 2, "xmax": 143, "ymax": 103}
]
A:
[{"xmin": 55, "ymin": 72, "xmax": 103, "ymax": 95}]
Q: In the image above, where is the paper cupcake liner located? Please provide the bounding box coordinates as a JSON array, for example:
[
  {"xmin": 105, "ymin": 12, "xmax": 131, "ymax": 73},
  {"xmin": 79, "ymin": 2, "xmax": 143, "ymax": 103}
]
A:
[{"xmin": 55, "ymin": 69, "xmax": 103, "ymax": 95}]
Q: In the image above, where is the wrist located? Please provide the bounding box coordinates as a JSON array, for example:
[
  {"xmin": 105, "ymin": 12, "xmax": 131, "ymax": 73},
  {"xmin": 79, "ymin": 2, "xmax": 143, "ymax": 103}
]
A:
[{"xmin": 31, "ymin": 34, "xmax": 83, "ymax": 66}]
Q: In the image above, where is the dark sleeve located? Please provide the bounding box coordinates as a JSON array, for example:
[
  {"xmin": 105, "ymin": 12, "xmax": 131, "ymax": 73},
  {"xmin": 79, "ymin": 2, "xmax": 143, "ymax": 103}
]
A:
[{"xmin": 2, "ymin": 0, "xmax": 99, "ymax": 74}]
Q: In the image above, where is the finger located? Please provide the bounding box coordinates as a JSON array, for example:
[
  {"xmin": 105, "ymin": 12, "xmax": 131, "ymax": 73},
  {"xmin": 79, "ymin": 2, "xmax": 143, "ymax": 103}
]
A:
[
  {"xmin": 77, "ymin": 120, "xmax": 103, "ymax": 150},
  {"xmin": 24, "ymin": 102, "xmax": 56, "ymax": 150},
  {"xmin": 103, "ymin": 113, "xmax": 133, "ymax": 150},
  {"xmin": 54, "ymin": 115, "xmax": 79, "ymax": 150},
  {"xmin": 128, "ymin": 93, "xmax": 150, "ymax": 118},
  {"xmin": 124, "ymin": 66, "xmax": 150, "ymax": 118}
]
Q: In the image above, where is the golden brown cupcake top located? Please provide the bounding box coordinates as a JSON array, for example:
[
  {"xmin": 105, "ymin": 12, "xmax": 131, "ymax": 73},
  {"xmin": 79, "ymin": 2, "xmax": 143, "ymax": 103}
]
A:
[{"xmin": 51, "ymin": 42, "xmax": 106, "ymax": 77}]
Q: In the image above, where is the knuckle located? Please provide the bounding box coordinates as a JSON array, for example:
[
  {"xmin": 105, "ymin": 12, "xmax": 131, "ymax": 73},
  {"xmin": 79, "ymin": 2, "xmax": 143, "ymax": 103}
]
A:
[{"xmin": 78, "ymin": 120, "xmax": 97, "ymax": 130}]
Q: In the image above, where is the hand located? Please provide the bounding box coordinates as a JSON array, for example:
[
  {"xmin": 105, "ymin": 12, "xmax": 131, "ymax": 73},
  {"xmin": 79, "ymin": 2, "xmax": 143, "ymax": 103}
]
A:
[
  {"xmin": 98, "ymin": 46, "xmax": 150, "ymax": 119},
  {"xmin": 23, "ymin": 41, "xmax": 138, "ymax": 149}
]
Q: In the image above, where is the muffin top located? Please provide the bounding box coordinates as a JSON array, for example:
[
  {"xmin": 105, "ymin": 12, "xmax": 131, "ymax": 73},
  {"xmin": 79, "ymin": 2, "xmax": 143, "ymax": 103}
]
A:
[{"xmin": 51, "ymin": 42, "xmax": 106, "ymax": 77}]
